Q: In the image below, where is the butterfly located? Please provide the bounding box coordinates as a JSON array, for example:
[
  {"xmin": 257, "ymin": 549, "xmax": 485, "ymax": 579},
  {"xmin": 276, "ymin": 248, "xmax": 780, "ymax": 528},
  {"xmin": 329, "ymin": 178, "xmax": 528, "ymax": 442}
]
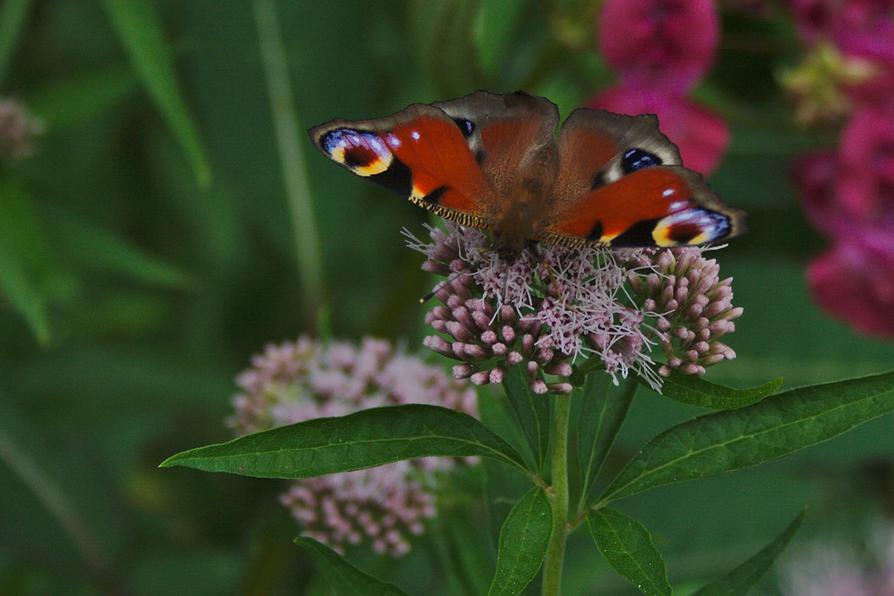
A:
[{"xmin": 308, "ymin": 91, "xmax": 745, "ymax": 257}]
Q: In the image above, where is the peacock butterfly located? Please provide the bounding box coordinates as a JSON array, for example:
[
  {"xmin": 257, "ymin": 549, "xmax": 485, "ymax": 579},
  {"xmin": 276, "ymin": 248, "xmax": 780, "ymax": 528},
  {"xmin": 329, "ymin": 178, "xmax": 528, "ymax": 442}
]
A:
[{"xmin": 308, "ymin": 91, "xmax": 745, "ymax": 256}]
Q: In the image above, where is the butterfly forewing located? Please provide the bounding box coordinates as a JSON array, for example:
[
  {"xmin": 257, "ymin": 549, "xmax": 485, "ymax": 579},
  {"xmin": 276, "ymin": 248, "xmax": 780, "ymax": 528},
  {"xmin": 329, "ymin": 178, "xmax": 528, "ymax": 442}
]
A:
[
  {"xmin": 308, "ymin": 91, "xmax": 746, "ymax": 249},
  {"xmin": 308, "ymin": 103, "xmax": 494, "ymax": 227}
]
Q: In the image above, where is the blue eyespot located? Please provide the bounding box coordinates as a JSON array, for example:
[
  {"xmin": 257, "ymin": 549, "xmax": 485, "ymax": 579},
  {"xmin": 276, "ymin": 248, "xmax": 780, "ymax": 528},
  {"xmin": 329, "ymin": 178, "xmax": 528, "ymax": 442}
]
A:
[
  {"xmin": 622, "ymin": 148, "xmax": 662, "ymax": 173},
  {"xmin": 452, "ymin": 118, "xmax": 475, "ymax": 138}
]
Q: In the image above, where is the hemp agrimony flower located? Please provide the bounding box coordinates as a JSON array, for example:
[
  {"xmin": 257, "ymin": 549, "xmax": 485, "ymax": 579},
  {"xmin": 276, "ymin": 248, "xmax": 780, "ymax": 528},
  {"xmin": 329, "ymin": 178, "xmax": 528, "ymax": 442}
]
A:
[
  {"xmin": 407, "ymin": 223, "xmax": 742, "ymax": 393},
  {"xmin": 229, "ymin": 336, "xmax": 476, "ymax": 556}
]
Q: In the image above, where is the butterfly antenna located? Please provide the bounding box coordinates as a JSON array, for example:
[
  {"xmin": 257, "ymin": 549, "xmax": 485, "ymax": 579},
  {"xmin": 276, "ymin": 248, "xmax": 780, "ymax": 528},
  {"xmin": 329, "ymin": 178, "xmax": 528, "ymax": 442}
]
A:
[{"xmin": 419, "ymin": 272, "xmax": 468, "ymax": 304}]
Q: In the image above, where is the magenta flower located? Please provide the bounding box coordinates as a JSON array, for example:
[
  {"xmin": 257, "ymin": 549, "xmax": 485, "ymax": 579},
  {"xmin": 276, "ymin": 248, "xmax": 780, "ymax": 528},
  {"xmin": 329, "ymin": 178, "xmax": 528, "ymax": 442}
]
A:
[
  {"xmin": 793, "ymin": 141, "xmax": 894, "ymax": 338},
  {"xmin": 785, "ymin": 0, "xmax": 894, "ymax": 110},
  {"xmin": 837, "ymin": 106, "xmax": 894, "ymax": 221},
  {"xmin": 808, "ymin": 236, "xmax": 894, "ymax": 337},
  {"xmin": 229, "ymin": 336, "xmax": 477, "ymax": 556},
  {"xmin": 407, "ymin": 224, "xmax": 741, "ymax": 394},
  {"xmin": 599, "ymin": 0, "xmax": 719, "ymax": 93},
  {"xmin": 590, "ymin": 87, "xmax": 730, "ymax": 175},
  {"xmin": 591, "ymin": 0, "xmax": 728, "ymax": 174}
]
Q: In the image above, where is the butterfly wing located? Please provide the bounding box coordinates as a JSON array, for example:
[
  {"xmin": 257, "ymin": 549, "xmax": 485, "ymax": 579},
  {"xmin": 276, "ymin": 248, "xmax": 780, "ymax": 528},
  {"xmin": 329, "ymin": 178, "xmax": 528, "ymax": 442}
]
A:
[
  {"xmin": 545, "ymin": 107, "xmax": 744, "ymax": 247},
  {"xmin": 309, "ymin": 103, "xmax": 495, "ymax": 227},
  {"xmin": 433, "ymin": 91, "xmax": 559, "ymax": 197}
]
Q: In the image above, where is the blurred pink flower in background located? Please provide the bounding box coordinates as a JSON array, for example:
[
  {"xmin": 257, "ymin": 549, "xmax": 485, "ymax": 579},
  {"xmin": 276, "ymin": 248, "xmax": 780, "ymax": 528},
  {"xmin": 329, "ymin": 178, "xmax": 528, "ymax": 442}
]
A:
[
  {"xmin": 788, "ymin": 1, "xmax": 894, "ymax": 338},
  {"xmin": 590, "ymin": 0, "xmax": 729, "ymax": 174},
  {"xmin": 793, "ymin": 147, "xmax": 894, "ymax": 338},
  {"xmin": 229, "ymin": 336, "xmax": 477, "ymax": 556},
  {"xmin": 786, "ymin": 0, "xmax": 894, "ymax": 108}
]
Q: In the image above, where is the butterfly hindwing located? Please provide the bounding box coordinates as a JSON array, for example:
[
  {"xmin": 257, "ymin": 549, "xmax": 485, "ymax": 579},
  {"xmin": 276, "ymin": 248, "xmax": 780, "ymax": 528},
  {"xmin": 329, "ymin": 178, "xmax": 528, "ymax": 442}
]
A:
[
  {"xmin": 309, "ymin": 103, "xmax": 494, "ymax": 227},
  {"xmin": 433, "ymin": 91, "xmax": 559, "ymax": 198},
  {"xmin": 544, "ymin": 165, "xmax": 745, "ymax": 247}
]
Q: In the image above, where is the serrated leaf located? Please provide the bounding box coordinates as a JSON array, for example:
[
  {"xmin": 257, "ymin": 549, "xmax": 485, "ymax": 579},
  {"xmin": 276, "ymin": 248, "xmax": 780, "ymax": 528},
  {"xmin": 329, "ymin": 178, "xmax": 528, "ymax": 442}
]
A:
[
  {"xmin": 101, "ymin": 0, "xmax": 212, "ymax": 186},
  {"xmin": 41, "ymin": 205, "xmax": 191, "ymax": 288},
  {"xmin": 160, "ymin": 404, "xmax": 529, "ymax": 477},
  {"xmin": 488, "ymin": 487, "xmax": 552, "ymax": 596},
  {"xmin": 578, "ymin": 375, "xmax": 636, "ymax": 504},
  {"xmin": 294, "ymin": 537, "xmax": 409, "ymax": 596},
  {"xmin": 693, "ymin": 510, "xmax": 804, "ymax": 596},
  {"xmin": 0, "ymin": 0, "xmax": 33, "ymax": 83},
  {"xmin": 602, "ymin": 371, "xmax": 894, "ymax": 502},
  {"xmin": 652, "ymin": 373, "xmax": 783, "ymax": 410},
  {"xmin": 503, "ymin": 365, "xmax": 550, "ymax": 472},
  {"xmin": 588, "ymin": 508, "xmax": 671, "ymax": 596}
]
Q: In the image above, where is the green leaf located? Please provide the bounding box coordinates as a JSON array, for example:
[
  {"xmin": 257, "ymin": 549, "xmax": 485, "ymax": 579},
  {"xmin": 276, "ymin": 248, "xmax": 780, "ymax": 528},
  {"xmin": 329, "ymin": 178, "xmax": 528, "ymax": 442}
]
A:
[
  {"xmin": 160, "ymin": 404, "xmax": 529, "ymax": 477},
  {"xmin": 27, "ymin": 66, "xmax": 137, "ymax": 130},
  {"xmin": 488, "ymin": 487, "xmax": 552, "ymax": 596},
  {"xmin": 602, "ymin": 371, "xmax": 894, "ymax": 502},
  {"xmin": 41, "ymin": 205, "xmax": 191, "ymax": 288},
  {"xmin": 101, "ymin": 0, "xmax": 212, "ymax": 186},
  {"xmin": 587, "ymin": 508, "xmax": 671, "ymax": 596},
  {"xmin": 503, "ymin": 365, "xmax": 550, "ymax": 471},
  {"xmin": 653, "ymin": 373, "xmax": 783, "ymax": 410},
  {"xmin": 578, "ymin": 375, "xmax": 637, "ymax": 505},
  {"xmin": 293, "ymin": 537, "xmax": 409, "ymax": 596},
  {"xmin": 0, "ymin": 180, "xmax": 50, "ymax": 343},
  {"xmin": 693, "ymin": 510, "xmax": 805, "ymax": 596},
  {"xmin": 474, "ymin": 0, "xmax": 528, "ymax": 78},
  {"xmin": 0, "ymin": 0, "xmax": 33, "ymax": 83}
]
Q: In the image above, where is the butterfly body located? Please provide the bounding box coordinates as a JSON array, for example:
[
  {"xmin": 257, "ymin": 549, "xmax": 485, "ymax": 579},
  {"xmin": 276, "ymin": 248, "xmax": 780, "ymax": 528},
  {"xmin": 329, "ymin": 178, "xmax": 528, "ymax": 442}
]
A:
[{"xmin": 309, "ymin": 91, "xmax": 745, "ymax": 252}]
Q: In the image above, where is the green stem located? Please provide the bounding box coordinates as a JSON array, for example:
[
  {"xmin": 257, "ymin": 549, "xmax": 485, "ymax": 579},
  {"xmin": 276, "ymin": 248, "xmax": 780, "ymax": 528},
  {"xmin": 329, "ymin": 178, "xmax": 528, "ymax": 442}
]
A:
[
  {"xmin": 541, "ymin": 393, "xmax": 572, "ymax": 596},
  {"xmin": 253, "ymin": 0, "xmax": 325, "ymax": 330}
]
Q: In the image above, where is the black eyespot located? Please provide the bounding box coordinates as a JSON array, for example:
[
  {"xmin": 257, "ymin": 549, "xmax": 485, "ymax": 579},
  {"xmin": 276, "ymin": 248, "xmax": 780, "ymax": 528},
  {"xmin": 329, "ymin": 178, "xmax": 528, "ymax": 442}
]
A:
[
  {"xmin": 590, "ymin": 172, "xmax": 606, "ymax": 190},
  {"xmin": 452, "ymin": 118, "xmax": 475, "ymax": 138},
  {"xmin": 622, "ymin": 148, "xmax": 662, "ymax": 173}
]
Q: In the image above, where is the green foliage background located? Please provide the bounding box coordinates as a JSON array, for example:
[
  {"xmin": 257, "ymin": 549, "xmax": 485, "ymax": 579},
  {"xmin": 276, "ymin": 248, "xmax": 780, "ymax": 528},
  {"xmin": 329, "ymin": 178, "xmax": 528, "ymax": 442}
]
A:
[{"xmin": 1, "ymin": 1, "xmax": 892, "ymax": 594}]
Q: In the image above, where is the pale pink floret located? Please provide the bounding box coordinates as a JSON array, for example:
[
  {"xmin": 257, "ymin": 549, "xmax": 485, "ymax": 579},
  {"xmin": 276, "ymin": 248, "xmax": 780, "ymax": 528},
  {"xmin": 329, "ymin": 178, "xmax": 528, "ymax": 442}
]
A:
[{"xmin": 229, "ymin": 336, "xmax": 476, "ymax": 557}]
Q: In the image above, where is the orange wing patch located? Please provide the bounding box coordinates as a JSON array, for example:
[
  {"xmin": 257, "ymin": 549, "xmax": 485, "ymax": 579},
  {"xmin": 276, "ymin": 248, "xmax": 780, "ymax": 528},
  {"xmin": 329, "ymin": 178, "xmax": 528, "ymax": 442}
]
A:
[{"xmin": 545, "ymin": 167, "xmax": 743, "ymax": 247}]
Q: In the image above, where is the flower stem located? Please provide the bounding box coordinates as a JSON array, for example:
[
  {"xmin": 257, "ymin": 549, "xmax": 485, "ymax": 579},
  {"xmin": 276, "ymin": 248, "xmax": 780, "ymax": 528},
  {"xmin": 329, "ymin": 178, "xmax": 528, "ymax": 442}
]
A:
[
  {"xmin": 253, "ymin": 0, "xmax": 325, "ymax": 330},
  {"xmin": 542, "ymin": 392, "xmax": 571, "ymax": 596}
]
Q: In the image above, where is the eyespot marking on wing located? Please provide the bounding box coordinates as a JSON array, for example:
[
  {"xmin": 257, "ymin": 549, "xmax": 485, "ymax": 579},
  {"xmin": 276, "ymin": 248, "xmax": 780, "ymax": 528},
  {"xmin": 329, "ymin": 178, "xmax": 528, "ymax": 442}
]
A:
[
  {"xmin": 622, "ymin": 148, "xmax": 662, "ymax": 174},
  {"xmin": 320, "ymin": 129, "xmax": 393, "ymax": 176},
  {"xmin": 451, "ymin": 118, "xmax": 475, "ymax": 138},
  {"xmin": 653, "ymin": 209, "xmax": 732, "ymax": 247}
]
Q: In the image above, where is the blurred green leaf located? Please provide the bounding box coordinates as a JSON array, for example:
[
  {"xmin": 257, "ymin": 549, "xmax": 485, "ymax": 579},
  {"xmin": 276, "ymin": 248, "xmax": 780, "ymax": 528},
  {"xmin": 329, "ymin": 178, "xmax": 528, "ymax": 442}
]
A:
[
  {"xmin": 503, "ymin": 365, "xmax": 550, "ymax": 472},
  {"xmin": 27, "ymin": 66, "xmax": 137, "ymax": 129},
  {"xmin": 0, "ymin": 0, "xmax": 33, "ymax": 83},
  {"xmin": 101, "ymin": 0, "xmax": 212, "ymax": 186},
  {"xmin": 588, "ymin": 507, "xmax": 671, "ymax": 596},
  {"xmin": 579, "ymin": 376, "xmax": 636, "ymax": 505},
  {"xmin": 601, "ymin": 371, "xmax": 894, "ymax": 502},
  {"xmin": 0, "ymin": 399, "xmax": 111, "ymax": 585},
  {"xmin": 474, "ymin": 0, "xmax": 528, "ymax": 79},
  {"xmin": 654, "ymin": 373, "xmax": 783, "ymax": 410},
  {"xmin": 693, "ymin": 510, "xmax": 804, "ymax": 596},
  {"xmin": 41, "ymin": 204, "xmax": 191, "ymax": 288},
  {"xmin": 0, "ymin": 179, "xmax": 50, "ymax": 343},
  {"xmin": 488, "ymin": 486, "xmax": 552, "ymax": 596},
  {"xmin": 294, "ymin": 537, "xmax": 409, "ymax": 596},
  {"xmin": 161, "ymin": 404, "xmax": 530, "ymax": 477}
]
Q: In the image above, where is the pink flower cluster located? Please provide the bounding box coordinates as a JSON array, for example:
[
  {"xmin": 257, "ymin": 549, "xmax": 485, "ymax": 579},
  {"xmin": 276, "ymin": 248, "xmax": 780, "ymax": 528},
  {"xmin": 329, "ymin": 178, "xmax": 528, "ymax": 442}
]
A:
[
  {"xmin": 590, "ymin": 0, "xmax": 729, "ymax": 174},
  {"xmin": 407, "ymin": 224, "xmax": 742, "ymax": 394},
  {"xmin": 229, "ymin": 336, "xmax": 476, "ymax": 556},
  {"xmin": 788, "ymin": 1, "xmax": 894, "ymax": 338}
]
